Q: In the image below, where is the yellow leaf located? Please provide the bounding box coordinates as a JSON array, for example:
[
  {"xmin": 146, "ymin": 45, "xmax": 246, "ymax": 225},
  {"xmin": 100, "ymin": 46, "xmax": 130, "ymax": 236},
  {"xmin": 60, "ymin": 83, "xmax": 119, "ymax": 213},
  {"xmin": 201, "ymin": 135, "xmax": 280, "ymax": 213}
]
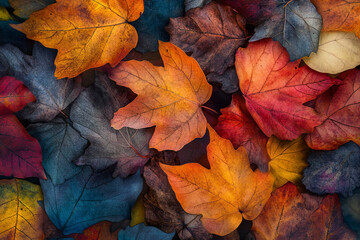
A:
[
  {"xmin": 130, "ymin": 195, "xmax": 145, "ymax": 227},
  {"xmin": 0, "ymin": 7, "xmax": 14, "ymax": 21},
  {"xmin": 267, "ymin": 136, "xmax": 309, "ymax": 189},
  {"xmin": 160, "ymin": 125, "xmax": 274, "ymax": 236},
  {"xmin": 0, "ymin": 179, "xmax": 44, "ymax": 240},
  {"xmin": 303, "ymin": 32, "xmax": 360, "ymax": 74},
  {"xmin": 11, "ymin": 0, "xmax": 144, "ymax": 79}
]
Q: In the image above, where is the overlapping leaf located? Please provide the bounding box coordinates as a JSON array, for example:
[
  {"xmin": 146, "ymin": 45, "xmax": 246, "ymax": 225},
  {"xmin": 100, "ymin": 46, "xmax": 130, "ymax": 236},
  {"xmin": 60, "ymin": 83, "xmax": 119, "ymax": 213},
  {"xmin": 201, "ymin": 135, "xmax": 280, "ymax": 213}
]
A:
[
  {"xmin": 0, "ymin": 43, "xmax": 83, "ymax": 122},
  {"xmin": 303, "ymin": 142, "xmax": 360, "ymax": 197},
  {"xmin": 118, "ymin": 224, "xmax": 175, "ymax": 240},
  {"xmin": 306, "ymin": 69, "xmax": 360, "ymax": 150},
  {"xmin": 9, "ymin": 0, "xmax": 54, "ymax": 19},
  {"xmin": 341, "ymin": 188, "xmax": 360, "ymax": 236},
  {"xmin": 252, "ymin": 183, "xmax": 357, "ymax": 240},
  {"xmin": 167, "ymin": 2, "xmax": 248, "ymax": 75},
  {"xmin": 40, "ymin": 166, "xmax": 142, "ymax": 235},
  {"xmin": 160, "ymin": 125, "xmax": 274, "ymax": 236},
  {"xmin": 0, "ymin": 179, "xmax": 45, "ymax": 240},
  {"xmin": 11, "ymin": 0, "xmax": 144, "ymax": 78},
  {"xmin": 69, "ymin": 221, "xmax": 119, "ymax": 240},
  {"xmin": 185, "ymin": 0, "xmax": 211, "ymax": 11},
  {"xmin": 70, "ymin": 71, "xmax": 152, "ymax": 178},
  {"xmin": 236, "ymin": 38, "xmax": 339, "ymax": 140},
  {"xmin": 110, "ymin": 41, "xmax": 212, "ymax": 151}
]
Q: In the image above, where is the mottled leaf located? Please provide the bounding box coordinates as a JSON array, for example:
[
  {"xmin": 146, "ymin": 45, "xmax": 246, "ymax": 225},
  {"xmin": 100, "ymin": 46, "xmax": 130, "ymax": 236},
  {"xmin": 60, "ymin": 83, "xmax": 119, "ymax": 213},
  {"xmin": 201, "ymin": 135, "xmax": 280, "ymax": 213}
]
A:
[
  {"xmin": 303, "ymin": 142, "xmax": 360, "ymax": 197},
  {"xmin": 118, "ymin": 224, "xmax": 175, "ymax": 240},
  {"xmin": 28, "ymin": 117, "xmax": 87, "ymax": 185},
  {"xmin": 9, "ymin": 0, "xmax": 54, "ymax": 19},
  {"xmin": 70, "ymin": 71, "xmax": 152, "ymax": 178},
  {"xmin": 70, "ymin": 221, "xmax": 119, "ymax": 240},
  {"xmin": 167, "ymin": 2, "xmax": 248, "ymax": 75},
  {"xmin": 40, "ymin": 166, "xmax": 142, "ymax": 235},
  {"xmin": 0, "ymin": 43, "xmax": 82, "ymax": 122},
  {"xmin": 185, "ymin": 0, "xmax": 211, "ymax": 11}
]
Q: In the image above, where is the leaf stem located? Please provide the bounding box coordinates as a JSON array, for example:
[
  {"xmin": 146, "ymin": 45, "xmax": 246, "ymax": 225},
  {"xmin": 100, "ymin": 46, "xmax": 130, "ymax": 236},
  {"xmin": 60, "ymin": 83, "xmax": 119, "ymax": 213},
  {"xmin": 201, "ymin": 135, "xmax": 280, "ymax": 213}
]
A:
[
  {"xmin": 130, "ymin": 145, "xmax": 149, "ymax": 159},
  {"xmin": 283, "ymin": 0, "xmax": 294, "ymax": 8},
  {"xmin": 201, "ymin": 105, "xmax": 219, "ymax": 115}
]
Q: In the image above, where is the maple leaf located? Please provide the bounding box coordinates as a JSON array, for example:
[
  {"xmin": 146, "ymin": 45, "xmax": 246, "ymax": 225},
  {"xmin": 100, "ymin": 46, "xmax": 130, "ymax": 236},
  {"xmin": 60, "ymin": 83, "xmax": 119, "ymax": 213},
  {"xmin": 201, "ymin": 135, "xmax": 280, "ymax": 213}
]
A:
[
  {"xmin": 110, "ymin": 41, "xmax": 212, "ymax": 151},
  {"xmin": 207, "ymin": 67, "xmax": 239, "ymax": 94},
  {"xmin": 0, "ymin": 76, "xmax": 35, "ymax": 113},
  {"xmin": 144, "ymin": 153, "xmax": 213, "ymax": 240},
  {"xmin": 11, "ymin": 0, "xmax": 144, "ymax": 78},
  {"xmin": 0, "ymin": 111, "xmax": 45, "ymax": 179},
  {"xmin": 70, "ymin": 71, "xmax": 152, "ymax": 178},
  {"xmin": 303, "ymin": 32, "xmax": 360, "ymax": 74},
  {"xmin": 303, "ymin": 142, "xmax": 360, "ymax": 197},
  {"xmin": 249, "ymin": 0, "xmax": 322, "ymax": 61},
  {"xmin": 236, "ymin": 39, "xmax": 340, "ymax": 140},
  {"xmin": 306, "ymin": 69, "xmax": 360, "ymax": 150},
  {"xmin": 267, "ymin": 136, "xmax": 309, "ymax": 189},
  {"xmin": 160, "ymin": 125, "xmax": 274, "ymax": 236},
  {"xmin": 40, "ymin": 166, "xmax": 142, "ymax": 235},
  {"xmin": 252, "ymin": 183, "xmax": 357, "ymax": 240},
  {"xmin": 311, "ymin": 0, "xmax": 360, "ymax": 38},
  {"xmin": 215, "ymin": 94, "xmax": 270, "ymax": 171},
  {"xmin": 0, "ymin": 43, "xmax": 83, "ymax": 122},
  {"xmin": 28, "ymin": 117, "xmax": 87, "ymax": 185},
  {"xmin": 0, "ymin": 179, "xmax": 45, "ymax": 240},
  {"xmin": 167, "ymin": 2, "xmax": 248, "ymax": 75}
]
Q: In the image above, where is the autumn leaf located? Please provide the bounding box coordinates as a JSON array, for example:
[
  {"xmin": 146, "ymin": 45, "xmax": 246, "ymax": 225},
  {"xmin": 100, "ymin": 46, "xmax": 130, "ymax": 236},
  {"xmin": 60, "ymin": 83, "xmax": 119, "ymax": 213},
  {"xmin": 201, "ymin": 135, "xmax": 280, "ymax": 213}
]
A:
[
  {"xmin": 252, "ymin": 183, "xmax": 357, "ymax": 240},
  {"xmin": 0, "ymin": 76, "xmax": 35, "ymax": 113},
  {"xmin": 306, "ymin": 69, "xmax": 360, "ymax": 150},
  {"xmin": 70, "ymin": 221, "xmax": 119, "ymax": 240},
  {"xmin": 311, "ymin": 0, "xmax": 360, "ymax": 37},
  {"xmin": 110, "ymin": 41, "xmax": 212, "ymax": 151},
  {"xmin": 303, "ymin": 142, "xmax": 360, "ymax": 197},
  {"xmin": 40, "ymin": 166, "xmax": 143, "ymax": 235},
  {"xmin": 0, "ymin": 179, "xmax": 45, "ymax": 240},
  {"xmin": 250, "ymin": 0, "xmax": 322, "ymax": 61},
  {"xmin": 0, "ymin": 111, "xmax": 45, "ymax": 179},
  {"xmin": 303, "ymin": 32, "xmax": 360, "ymax": 74},
  {"xmin": 236, "ymin": 39, "xmax": 339, "ymax": 140},
  {"xmin": 341, "ymin": 188, "xmax": 360, "ymax": 236},
  {"xmin": 130, "ymin": 194, "xmax": 145, "ymax": 227},
  {"xmin": 9, "ymin": 0, "xmax": 54, "ymax": 19},
  {"xmin": 207, "ymin": 67, "xmax": 239, "ymax": 94},
  {"xmin": 70, "ymin": 71, "xmax": 152, "ymax": 178},
  {"xmin": 167, "ymin": 2, "xmax": 248, "ymax": 75},
  {"xmin": 11, "ymin": 0, "xmax": 144, "ymax": 78},
  {"xmin": 160, "ymin": 125, "xmax": 274, "ymax": 236},
  {"xmin": 267, "ymin": 136, "xmax": 309, "ymax": 189},
  {"xmin": 215, "ymin": 94, "xmax": 270, "ymax": 171},
  {"xmin": 185, "ymin": 0, "xmax": 211, "ymax": 11},
  {"xmin": 118, "ymin": 224, "xmax": 175, "ymax": 240}
]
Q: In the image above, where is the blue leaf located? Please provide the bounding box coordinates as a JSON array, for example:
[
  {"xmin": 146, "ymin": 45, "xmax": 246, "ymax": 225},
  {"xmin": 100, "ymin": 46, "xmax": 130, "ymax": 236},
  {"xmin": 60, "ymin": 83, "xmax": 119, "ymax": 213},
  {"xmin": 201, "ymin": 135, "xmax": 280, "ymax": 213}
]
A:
[
  {"xmin": 28, "ymin": 117, "xmax": 87, "ymax": 185},
  {"xmin": 0, "ymin": 0, "xmax": 10, "ymax": 8},
  {"xmin": 118, "ymin": 224, "xmax": 175, "ymax": 240},
  {"xmin": 0, "ymin": 43, "xmax": 82, "ymax": 122},
  {"xmin": 341, "ymin": 188, "xmax": 360, "ymax": 237},
  {"xmin": 131, "ymin": 0, "xmax": 184, "ymax": 52},
  {"xmin": 250, "ymin": 0, "xmax": 322, "ymax": 61},
  {"xmin": 40, "ymin": 167, "xmax": 143, "ymax": 235},
  {"xmin": 0, "ymin": 20, "xmax": 32, "ymax": 54},
  {"xmin": 303, "ymin": 142, "xmax": 360, "ymax": 197}
]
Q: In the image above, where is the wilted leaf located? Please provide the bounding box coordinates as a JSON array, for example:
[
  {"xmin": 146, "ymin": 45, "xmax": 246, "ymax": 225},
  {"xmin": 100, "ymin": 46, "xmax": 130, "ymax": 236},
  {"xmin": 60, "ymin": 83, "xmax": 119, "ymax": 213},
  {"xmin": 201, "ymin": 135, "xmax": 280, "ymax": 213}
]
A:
[
  {"xmin": 144, "ymin": 153, "xmax": 213, "ymax": 240},
  {"xmin": 40, "ymin": 166, "xmax": 142, "ymax": 235},
  {"xmin": 0, "ymin": 110, "xmax": 45, "ymax": 179},
  {"xmin": 70, "ymin": 221, "xmax": 119, "ymax": 240},
  {"xmin": 303, "ymin": 32, "xmax": 360, "ymax": 74},
  {"xmin": 311, "ymin": 0, "xmax": 360, "ymax": 37},
  {"xmin": 28, "ymin": 117, "xmax": 87, "ymax": 185},
  {"xmin": 167, "ymin": 2, "xmax": 248, "ymax": 75},
  {"xmin": 0, "ymin": 76, "xmax": 35, "ymax": 113},
  {"xmin": 0, "ymin": 179, "xmax": 45, "ymax": 240},
  {"xmin": 236, "ymin": 39, "xmax": 339, "ymax": 140},
  {"xmin": 303, "ymin": 142, "xmax": 360, "ymax": 197},
  {"xmin": 341, "ymin": 188, "xmax": 360, "ymax": 237},
  {"xmin": 132, "ymin": 0, "xmax": 184, "ymax": 52},
  {"xmin": 268, "ymin": 136, "xmax": 309, "ymax": 188},
  {"xmin": 9, "ymin": 0, "xmax": 54, "ymax": 19},
  {"xmin": 110, "ymin": 41, "xmax": 212, "ymax": 151},
  {"xmin": 252, "ymin": 183, "xmax": 357, "ymax": 240},
  {"xmin": 250, "ymin": 0, "xmax": 322, "ymax": 61},
  {"xmin": 215, "ymin": 94, "xmax": 270, "ymax": 171},
  {"xmin": 11, "ymin": 0, "xmax": 144, "ymax": 78},
  {"xmin": 0, "ymin": 43, "xmax": 82, "ymax": 122},
  {"xmin": 70, "ymin": 71, "xmax": 152, "ymax": 178},
  {"xmin": 118, "ymin": 224, "xmax": 175, "ymax": 240},
  {"xmin": 185, "ymin": 0, "xmax": 211, "ymax": 11},
  {"xmin": 306, "ymin": 69, "xmax": 360, "ymax": 150},
  {"xmin": 160, "ymin": 125, "xmax": 274, "ymax": 236}
]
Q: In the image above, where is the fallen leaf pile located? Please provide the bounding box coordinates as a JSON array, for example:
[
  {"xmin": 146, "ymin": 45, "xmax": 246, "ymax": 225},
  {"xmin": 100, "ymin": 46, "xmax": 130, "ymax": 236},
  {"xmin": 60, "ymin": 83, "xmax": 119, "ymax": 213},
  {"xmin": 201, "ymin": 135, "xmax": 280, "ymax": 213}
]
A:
[{"xmin": 0, "ymin": 0, "xmax": 359, "ymax": 239}]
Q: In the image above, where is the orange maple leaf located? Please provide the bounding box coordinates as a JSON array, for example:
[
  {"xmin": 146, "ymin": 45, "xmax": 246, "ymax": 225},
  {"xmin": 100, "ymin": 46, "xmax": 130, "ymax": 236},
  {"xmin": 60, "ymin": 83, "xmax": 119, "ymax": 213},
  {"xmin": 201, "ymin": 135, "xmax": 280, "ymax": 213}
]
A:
[
  {"xmin": 11, "ymin": 0, "xmax": 144, "ymax": 79},
  {"xmin": 110, "ymin": 41, "xmax": 213, "ymax": 151},
  {"xmin": 160, "ymin": 125, "xmax": 274, "ymax": 236},
  {"xmin": 311, "ymin": 0, "xmax": 360, "ymax": 38}
]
